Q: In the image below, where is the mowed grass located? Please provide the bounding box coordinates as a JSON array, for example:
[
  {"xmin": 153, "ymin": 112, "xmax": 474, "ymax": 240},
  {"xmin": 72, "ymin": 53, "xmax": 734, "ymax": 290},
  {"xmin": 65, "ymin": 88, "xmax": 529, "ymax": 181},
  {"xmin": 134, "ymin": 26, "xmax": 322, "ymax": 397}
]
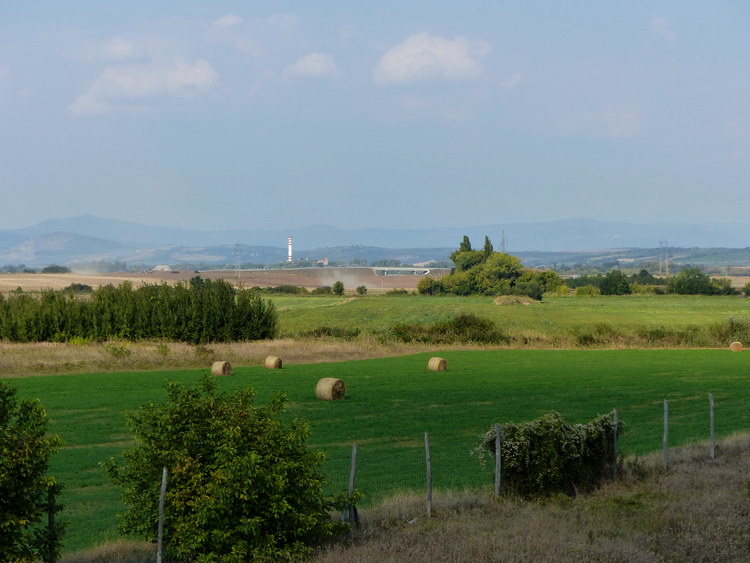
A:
[
  {"xmin": 271, "ymin": 294, "xmax": 750, "ymax": 336},
  {"xmin": 9, "ymin": 349, "xmax": 750, "ymax": 553}
]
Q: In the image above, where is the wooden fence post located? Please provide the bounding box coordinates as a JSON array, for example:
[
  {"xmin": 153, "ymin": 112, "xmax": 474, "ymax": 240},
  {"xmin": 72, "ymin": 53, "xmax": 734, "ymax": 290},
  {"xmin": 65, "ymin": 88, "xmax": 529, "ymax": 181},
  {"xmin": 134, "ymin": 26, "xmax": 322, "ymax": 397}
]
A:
[
  {"xmin": 661, "ymin": 399, "xmax": 669, "ymax": 470},
  {"xmin": 46, "ymin": 487, "xmax": 56, "ymax": 563},
  {"xmin": 157, "ymin": 467, "xmax": 168, "ymax": 563},
  {"xmin": 424, "ymin": 432, "xmax": 432, "ymax": 517},
  {"xmin": 612, "ymin": 409, "xmax": 619, "ymax": 480},
  {"xmin": 342, "ymin": 443, "xmax": 359, "ymax": 527},
  {"xmin": 493, "ymin": 424, "xmax": 502, "ymax": 497},
  {"xmin": 709, "ymin": 393, "xmax": 715, "ymax": 459}
]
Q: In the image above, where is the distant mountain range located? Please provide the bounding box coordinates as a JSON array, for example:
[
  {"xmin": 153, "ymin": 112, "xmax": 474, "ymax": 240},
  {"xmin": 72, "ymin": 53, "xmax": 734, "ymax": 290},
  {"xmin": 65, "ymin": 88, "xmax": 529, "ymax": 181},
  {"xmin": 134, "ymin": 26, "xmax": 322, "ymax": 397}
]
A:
[{"xmin": 0, "ymin": 215, "xmax": 748, "ymax": 268}]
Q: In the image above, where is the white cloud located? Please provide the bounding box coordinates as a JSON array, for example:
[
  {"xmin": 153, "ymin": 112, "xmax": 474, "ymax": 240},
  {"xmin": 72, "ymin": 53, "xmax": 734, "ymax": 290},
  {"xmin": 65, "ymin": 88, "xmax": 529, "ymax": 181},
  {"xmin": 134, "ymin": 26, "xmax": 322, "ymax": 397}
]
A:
[
  {"xmin": 649, "ymin": 16, "xmax": 677, "ymax": 45},
  {"xmin": 68, "ymin": 58, "xmax": 219, "ymax": 116},
  {"xmin": 100, "ymin": 37, "xmax": 139, "ymax": 61},
  {"xmin": 284, "ymin": 53, "xmax": 339, "ymax": 77},
  {"xmin": 213, "ymin": 14, "xmax": 243, "ymax": 28},
  {"xmin": 557, "ymin": 108, "xmax": 644, "ymax": 139},
  {"xmin": 374, "ymin": 32, "xmax": 490, "ymax": 85}
]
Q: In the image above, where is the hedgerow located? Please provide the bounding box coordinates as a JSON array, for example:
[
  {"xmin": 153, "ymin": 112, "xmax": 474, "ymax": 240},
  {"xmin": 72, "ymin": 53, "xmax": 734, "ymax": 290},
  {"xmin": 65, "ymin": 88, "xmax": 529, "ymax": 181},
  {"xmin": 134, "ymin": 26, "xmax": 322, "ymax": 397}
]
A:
[{"xmin": 0, "ymin": 278, "xmax": 276, "ymax": 344}]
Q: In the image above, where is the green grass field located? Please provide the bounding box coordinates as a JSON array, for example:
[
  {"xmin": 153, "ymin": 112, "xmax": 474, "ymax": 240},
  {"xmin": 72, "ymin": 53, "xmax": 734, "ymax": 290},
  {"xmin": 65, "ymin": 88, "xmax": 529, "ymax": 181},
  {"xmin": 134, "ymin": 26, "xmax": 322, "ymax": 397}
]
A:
[
  {"xmin": 9, "ymin": 349, "xmax": 750, "ymax": 553},
  {"xmin": 272, "ymin": 294, "xmax": 750, "ymax": 338}
]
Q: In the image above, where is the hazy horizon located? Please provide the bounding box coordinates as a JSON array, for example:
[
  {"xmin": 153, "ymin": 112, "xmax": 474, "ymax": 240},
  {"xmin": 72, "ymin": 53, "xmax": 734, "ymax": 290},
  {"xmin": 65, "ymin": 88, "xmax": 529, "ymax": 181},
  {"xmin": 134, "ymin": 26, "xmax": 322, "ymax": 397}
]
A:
[{"xmin": 2, "ymin": 2, "xmax": 749, "ymax": 231}]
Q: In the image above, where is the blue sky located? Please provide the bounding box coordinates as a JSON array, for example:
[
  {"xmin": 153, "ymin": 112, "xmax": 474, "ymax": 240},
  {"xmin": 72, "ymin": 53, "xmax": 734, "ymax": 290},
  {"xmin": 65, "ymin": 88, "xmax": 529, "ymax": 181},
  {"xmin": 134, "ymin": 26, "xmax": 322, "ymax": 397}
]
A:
[{"xmin": 1, "ymin": 1, "xmax": 749, "ymax": 231}]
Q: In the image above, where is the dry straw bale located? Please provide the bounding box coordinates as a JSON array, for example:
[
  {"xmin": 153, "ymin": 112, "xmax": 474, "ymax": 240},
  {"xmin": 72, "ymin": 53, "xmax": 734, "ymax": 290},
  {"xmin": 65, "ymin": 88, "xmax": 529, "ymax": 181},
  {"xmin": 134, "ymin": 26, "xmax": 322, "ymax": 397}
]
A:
[
  {"xmin": 730, "ymin": 341, "xmax": 743, "ymax": 352},
  {"xmin": 428, "ymin": 357, "xmax": 448, "ymax": 371},
  {"xmin": 316, "ymin": 378, "xmax": 345, "ymax": 400},
  {"xmin": 211, "ymin": 361, "xmax": 232, "ymax": 376},
  {"xmin": 264, "ymin": 355, "xmax": 283, "ymax": 369}
]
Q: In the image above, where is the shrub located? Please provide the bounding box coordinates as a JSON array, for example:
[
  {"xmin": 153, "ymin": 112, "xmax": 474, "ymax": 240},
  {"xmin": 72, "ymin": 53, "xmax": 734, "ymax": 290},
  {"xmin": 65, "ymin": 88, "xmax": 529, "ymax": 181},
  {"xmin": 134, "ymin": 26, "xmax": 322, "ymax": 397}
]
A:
[
  {"xmin": 267, "ymin": 285, "xmax": 308, "ymax": 295},
  {"xmin": 332, "ymin": 281, "xmax": 345, "ymax": 296},
  {"xmin": 385, "ymin": 289, "xmax": 410, "ymax": 296},
  {"xmin": 311, "ymin": 286, "xmax": 332, "ymax": 295},
  {"xmin": 302, "ymin": 326, "xmax": 361, "ymax": 340},
  {"xmin": 65, "ymin": 283, "xmax": 93, "ymax": 293},
  {"xmin": 387, "ymin": 313, "xmax": 508, "ymax": 344},
  {"xmin": 417, "ymin": 276, "xmax": 443, "ymax": 295},
  {"xmin": 356, "ymin": 285, "xmax": 367, "ymax": 296},
  {"xmin": 103, "ymin": 376, "xmax": 344, "ymax": 562},
  {"xmin": 575, "ymin": 284, "xmax": 601, "ymax": 296},
  {"xmin": 710, "ymin": 316, "xmax": 750, "ymax": 344},
  {"xmin": 476, "ymin": 411, "xmax": 623, "ymax": 498},
  {"xmin": 0, "ymin": 382, "xmax": 65, "ymax": 561},
  {"xmin": 569, "ymin": 323, "xmax": 621, "ymax": 347}
]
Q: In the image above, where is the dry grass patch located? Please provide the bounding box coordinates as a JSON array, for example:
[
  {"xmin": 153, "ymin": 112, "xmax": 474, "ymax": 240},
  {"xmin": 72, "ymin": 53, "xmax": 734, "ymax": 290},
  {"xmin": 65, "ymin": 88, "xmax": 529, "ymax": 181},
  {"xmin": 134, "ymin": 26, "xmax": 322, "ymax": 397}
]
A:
[
  {"xmin": 313, "ymin": 435, "xmax": 750, "ymax": 562},
  {"xmin": 0, "ymin": 338, "xmax": 494, "ymax": 378}
]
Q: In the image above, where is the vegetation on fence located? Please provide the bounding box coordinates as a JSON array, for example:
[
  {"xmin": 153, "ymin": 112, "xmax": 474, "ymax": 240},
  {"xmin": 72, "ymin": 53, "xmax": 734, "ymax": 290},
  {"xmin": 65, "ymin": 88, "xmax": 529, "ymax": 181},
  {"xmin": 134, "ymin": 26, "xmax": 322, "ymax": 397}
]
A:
[
  {"xmin": 0, "ymin": 278, "xmax": 277, "ymax": 344},
  {"xmin": 103, "ymin": 376, "xmax": 344, "ymax": 562},
  {"xmin": 0, "ymin": 382, "xmax": 65, "ymax": 562},
  {"xmin": 476, "ymin": 411, "xmax": 623, "ymax": 498}
]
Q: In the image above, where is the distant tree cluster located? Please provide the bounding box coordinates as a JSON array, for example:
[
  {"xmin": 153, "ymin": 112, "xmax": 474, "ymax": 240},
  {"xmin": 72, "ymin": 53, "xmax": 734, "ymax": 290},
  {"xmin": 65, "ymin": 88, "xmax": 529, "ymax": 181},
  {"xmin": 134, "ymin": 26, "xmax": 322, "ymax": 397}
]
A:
[
  {"xmin": 41, "ymin": 264, "xmax": 70, "ymax": 274},
  {"xmin": 0, "ymin": 264, "xmax": 37, "ymax": 273},
  {"xmin": 568, "ymin": 268, "xmax": 738, "ymax": 296},
  {"xmin": 418, "ymin": 236, "xmax": 564, "ymax": 299},
  {"xmin": 0, "ymin": 278, "xmax": 277, "ymax": 344}
]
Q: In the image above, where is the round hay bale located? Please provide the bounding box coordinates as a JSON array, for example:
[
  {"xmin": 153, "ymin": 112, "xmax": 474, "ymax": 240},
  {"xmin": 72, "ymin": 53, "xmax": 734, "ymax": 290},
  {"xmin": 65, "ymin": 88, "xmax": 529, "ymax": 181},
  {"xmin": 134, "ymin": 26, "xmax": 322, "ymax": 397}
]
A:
[
  {"xmin": 316, "ymin": 378, "xmax": 345, "ymax": 400},
  {"xmin": 428, "ymin": 357, "xmax": 447, "ymax": 371},
  {"xmin": 730, "ymin": 341, "xmax": 743, "ymax": 352},
  {"xmin": 264, "ymin": 355, "xmax": 283, "ymax": 369},
  {"xmin": 211, "ymin": 361, "xmax": 232, "ymax": 376}
]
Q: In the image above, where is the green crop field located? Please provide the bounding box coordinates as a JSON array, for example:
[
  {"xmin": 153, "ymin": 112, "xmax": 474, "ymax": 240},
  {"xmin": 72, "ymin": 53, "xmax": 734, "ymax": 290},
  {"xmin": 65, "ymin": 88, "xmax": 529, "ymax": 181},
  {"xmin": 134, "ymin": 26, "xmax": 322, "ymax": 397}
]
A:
[
  {"xmin": 272, "ymin": 294, "xmax": 750, "ymax": 337},
  {"xmin": 8, "ymin": 349, "xmax": 750, "ymax": 554}
]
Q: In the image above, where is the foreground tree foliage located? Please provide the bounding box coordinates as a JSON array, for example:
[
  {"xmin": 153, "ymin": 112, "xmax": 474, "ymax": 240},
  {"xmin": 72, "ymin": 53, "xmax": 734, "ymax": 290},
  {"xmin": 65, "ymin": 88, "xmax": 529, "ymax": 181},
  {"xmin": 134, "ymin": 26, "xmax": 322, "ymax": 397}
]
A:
[
  {"xmin": 0, "ymin": 382, "xmax": 64, "ymax": 562},
  {"xmin": 0, "ymin": 278, "xmax": 277, "ymax": 344},
  {"xmin": 427, "ymin": 236, "xmax": 564, "ymax": 299},
  {"xmin": 104, "ymin": 377, "xmax": 342, "ymax": 562},
  {"xmin": 476, "ymin": 411, "xmax": 623, "ymax": 498}
]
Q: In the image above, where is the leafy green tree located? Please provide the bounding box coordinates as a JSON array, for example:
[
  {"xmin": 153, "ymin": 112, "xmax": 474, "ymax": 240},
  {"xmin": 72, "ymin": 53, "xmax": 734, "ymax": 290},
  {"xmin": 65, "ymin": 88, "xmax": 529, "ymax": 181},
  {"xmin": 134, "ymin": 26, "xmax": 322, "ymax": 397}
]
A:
[
  {"xmin": 0, "ymin": 382, "xmax": 64, "ymax": 562},
  {"xmin": 600, "ymin": 270, "xmax": 631, "ymax": 295},
  {"xmin": 417, "ymin": 276, "xmax": 444, "ymax": 295},
  {"xmin": 104, "ymin": 377, "xmax": 342, "ymax": 562},
  {"xmin": 668, "ymin": 268, "xmax": 713, "ymax": 295},
  {"xmin": 710, "ymin": 277, "xmax": 738, "ymax": 296},
  {"xmin": 452, "ymin": 250, "xmax": 485, "ymax": 273},
  {"xmin": 483, "ymin": 235, "xmax": 493, "ymax": 259},
  {"xmin": 630, "ymin": 269, "xmax": 658, "ymax": 285},
  {"xmin": 332, "ymin": 281, "xmax": 345, "ymax": 295},
  {"xmin": 449, "ymin": 235, "xmax": 473, "ymax": 263},
  {"xmin": 356, "ymin": 285, "xmax": 367, "ymax": 296}
]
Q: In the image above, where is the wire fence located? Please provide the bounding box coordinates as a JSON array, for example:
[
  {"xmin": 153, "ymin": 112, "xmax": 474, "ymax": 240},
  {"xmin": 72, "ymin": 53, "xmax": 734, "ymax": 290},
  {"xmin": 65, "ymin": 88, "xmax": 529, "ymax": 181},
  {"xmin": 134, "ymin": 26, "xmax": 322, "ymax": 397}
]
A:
[{"xmin": 321, "ymin": 392, "xmax": 733, "ymax": 510}]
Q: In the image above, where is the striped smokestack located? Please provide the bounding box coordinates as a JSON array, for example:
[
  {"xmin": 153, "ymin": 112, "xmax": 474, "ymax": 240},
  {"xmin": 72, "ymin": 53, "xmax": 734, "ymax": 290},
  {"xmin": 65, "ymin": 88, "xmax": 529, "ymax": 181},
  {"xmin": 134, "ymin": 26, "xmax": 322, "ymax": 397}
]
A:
[{"xmin": 287, "ymin": 237, "xmax": 293, "ymax": 262}]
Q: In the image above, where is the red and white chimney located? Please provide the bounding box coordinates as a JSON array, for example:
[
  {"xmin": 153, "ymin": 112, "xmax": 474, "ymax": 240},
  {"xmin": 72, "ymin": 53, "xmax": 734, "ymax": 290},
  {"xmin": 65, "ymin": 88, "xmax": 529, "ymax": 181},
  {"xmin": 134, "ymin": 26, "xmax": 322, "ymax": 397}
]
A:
[{"xmin": 287, "ymin": 237, "xmax": 293, "ymax": 262}]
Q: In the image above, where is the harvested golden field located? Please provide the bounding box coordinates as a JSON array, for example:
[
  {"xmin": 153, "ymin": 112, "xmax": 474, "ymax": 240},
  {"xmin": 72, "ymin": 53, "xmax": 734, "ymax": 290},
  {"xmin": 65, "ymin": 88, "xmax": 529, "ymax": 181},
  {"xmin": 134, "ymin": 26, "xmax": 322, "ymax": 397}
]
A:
[{"xmin": 0, "ymin": 267, "xmax": 449, "ymax": 293}]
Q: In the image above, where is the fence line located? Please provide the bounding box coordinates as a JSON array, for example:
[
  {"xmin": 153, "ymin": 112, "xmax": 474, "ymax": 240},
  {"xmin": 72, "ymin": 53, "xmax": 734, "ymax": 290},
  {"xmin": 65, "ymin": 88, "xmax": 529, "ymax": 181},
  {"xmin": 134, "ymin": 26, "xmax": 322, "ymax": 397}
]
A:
[{"xmin": 324, "ymin": 393, "xmax": 726, "ymax": 512}]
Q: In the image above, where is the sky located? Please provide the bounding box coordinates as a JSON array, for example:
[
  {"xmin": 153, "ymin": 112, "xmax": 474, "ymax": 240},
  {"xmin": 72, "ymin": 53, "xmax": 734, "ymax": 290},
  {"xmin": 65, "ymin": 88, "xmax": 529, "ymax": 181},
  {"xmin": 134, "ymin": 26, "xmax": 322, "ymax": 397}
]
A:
[{"xmin": 1, "ymin": 1, "xmax": 749, "ymax": 231}]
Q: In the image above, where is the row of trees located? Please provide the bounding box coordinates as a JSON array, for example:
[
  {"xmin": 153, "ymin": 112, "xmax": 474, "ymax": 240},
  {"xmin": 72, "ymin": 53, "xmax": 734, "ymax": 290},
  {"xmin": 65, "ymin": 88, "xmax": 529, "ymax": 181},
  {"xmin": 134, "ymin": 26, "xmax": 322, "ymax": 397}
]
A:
[
  {"xmin": 418, "ymin": 236, "xmax": 564, "ymax": 299},
  {"xmin": 570, "ymin": 268, "xmax": 739, "ymax": 296},
  {"xmin": 0, "ymin": 278, "xmax": 277, "ymax": 344}
]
